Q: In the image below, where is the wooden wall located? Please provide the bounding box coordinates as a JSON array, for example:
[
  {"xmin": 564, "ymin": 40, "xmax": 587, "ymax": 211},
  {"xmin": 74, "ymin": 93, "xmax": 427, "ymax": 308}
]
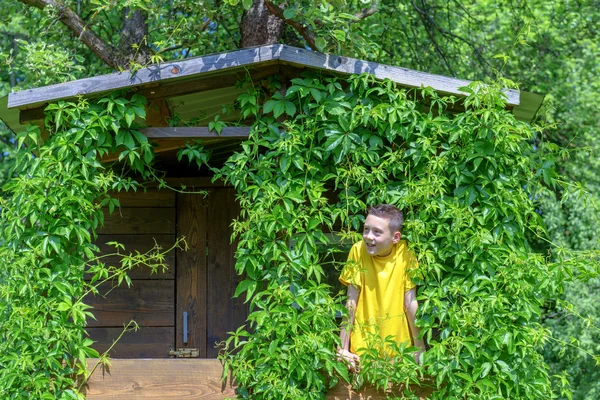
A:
[
  {"xmin": 87, "ymin": 190, "xmax": 177, "ymax": 358},
  {"xmin": 85, "ymin": 186, "xmax": 248, "ymax": 359}
]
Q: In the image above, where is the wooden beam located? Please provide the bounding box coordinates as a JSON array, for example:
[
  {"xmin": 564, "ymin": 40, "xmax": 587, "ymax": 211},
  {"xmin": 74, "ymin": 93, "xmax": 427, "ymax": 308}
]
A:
[
  {"xmin": 278, "ymin": 46, "xmax": 520, "ymax": 106},
  {"xmin": 84, "ymin": 359, "xmax": 236, "ymax": 399},
  {"xmin": 142, "ymin": 126, "xmax": 250, "ymax": 138},
  {"xmin": 143, "ymin": 177, "xmax": 231, "ymax": 188},
  {"xmin": 83, "ymin": 358, "xmax": 433, "ymax": 399},
  {"xmin": 7, "ymin": 44, "xmax": 520, "ymax": 112},
  {"xmin": 99, "ymin": 127, "xmax": 248, "ymax": 163},
  {"xmin": 138, "ymin": 64, "xmax": 280, "ymax": 101},
  {"xmin": 145, "ymin": 98, "xmax": 172, "ymax": 127},
  {"xmin": 8, "ymin": 46, "xmax": 284, "ymax": 110},
  {"xmin": 19, "ymin": 107, "xmax": 46, "ymax": 124}
]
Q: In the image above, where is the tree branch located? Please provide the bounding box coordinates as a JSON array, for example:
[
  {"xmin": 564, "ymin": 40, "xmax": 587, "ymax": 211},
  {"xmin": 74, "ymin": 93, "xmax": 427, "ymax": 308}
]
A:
[
  {"xmin": 264, "ymin": 0, "xmax": 317, "ymax": 51},
  {"xmin": 351, "ymin": 5, "xmax": 378, "ymax": 23},
  {"xmin": 18, "ymin": 0, "xmax": 118, "ymax": 69}
]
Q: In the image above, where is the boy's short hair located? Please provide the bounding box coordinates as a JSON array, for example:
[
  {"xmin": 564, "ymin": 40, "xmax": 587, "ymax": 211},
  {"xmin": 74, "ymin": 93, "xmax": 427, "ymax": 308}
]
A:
[{"xmin": 367, "ymin": 204, "xmax": 404, "ymax": 233}]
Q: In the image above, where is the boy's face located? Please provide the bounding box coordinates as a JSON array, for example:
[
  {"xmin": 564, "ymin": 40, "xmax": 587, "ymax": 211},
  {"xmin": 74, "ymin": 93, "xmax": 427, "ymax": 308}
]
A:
[{"xmin": 362, "ymin": 214, "xmax": 401, "ymax": 257}]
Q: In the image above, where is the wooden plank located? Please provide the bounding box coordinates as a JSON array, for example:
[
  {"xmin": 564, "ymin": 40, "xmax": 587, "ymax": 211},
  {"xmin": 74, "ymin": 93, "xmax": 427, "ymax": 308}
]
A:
[
  {"xmin": 144, "ymin": 177, "xmax": 231, "ymax": 189},
  {"xmin": 85, "ymin": 280, "xmax": 175, "ymax": 327},
  {"xmin": 146, "ymin": 98, "xmax": 172, "ymax": 127},
  {"xmin": 108, "ymin": 189, "xmax": 176, "ymax": 207},
  {"xmin": 84, "ymin": 359, "xmax": 236, "ymax": 399},
  {"xmin": 83, "ymin": 358, "xmax": 432, "ymax": 399},
  {"xmin": 8, "ymin": 45, "xmax": 284, "ymax": 110},
  {"xmin": 8, "ymin": 44, "xmax": 519, "ymax": 112},
  {"xmin": 92, "ymin": 235, "xmax": 175, "ymax": 279},
  {"xmin": 206, "ymin": 188, "xmax": 247, "ymax": 358},
  {"xmin": 139, "ymin": 64, "xmax": 280, "ymax": 101},
  {"xmin": 86, "ymin": 327, "xmax": 174, "ymax": 358},
  {"xmin": 100, "ymin": 138, "xmax": 188, "ymax": 163},
  {"xmin": 142, "ymin": 126, "xmax": 250, "ymax": 139},
  {"xmin": 99, "ymin": 207, "xmax": 175, "ymax": 235},
  {"xmin": 278, "ymin": 46, "xmax": 520, "ymax": 106},
  {"xmin": 177, "ymin": 193, "xmax": 208, "ymax": 356}
]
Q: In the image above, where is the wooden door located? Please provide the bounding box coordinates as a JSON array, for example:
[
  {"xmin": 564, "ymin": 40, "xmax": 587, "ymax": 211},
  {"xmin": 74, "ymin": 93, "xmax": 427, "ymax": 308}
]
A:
[
  {"xmin": 88, "ymin": 187, "xmax": 247, "ymax": 358},
  {"xmin": 177, "ymin": 188, "xmax": 248, "ymax": 358}
]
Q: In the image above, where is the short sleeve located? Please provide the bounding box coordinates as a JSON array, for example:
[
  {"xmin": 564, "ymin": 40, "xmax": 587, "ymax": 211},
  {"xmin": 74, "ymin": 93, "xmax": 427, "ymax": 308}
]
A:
[
  {"xmin": 404, "ymin": 248, "xmax": 418, "ymax": 292},
  {"xmin": 339, "ymin": 242, "xmax": 362, "ymax": 289}
]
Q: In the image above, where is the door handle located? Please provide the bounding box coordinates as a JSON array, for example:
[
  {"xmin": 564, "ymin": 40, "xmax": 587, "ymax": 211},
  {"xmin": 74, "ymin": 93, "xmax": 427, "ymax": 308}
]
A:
[{"xmin": 183, "ymin": 311, "xmax": 188, "ymax": 344}]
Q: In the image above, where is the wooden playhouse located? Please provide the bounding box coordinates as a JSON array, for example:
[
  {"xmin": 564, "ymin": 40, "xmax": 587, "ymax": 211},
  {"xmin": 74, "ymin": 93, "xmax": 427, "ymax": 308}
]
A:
[{"xmin": 0, "ymin": 45, "xmax": 543, "ymax": 399}]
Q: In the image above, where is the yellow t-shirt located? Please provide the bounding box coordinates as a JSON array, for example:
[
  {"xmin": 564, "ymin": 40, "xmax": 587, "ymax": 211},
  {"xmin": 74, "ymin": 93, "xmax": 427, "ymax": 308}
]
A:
[{"xmin": 339, "ymin": 240, "xmax": 417, "ymax": 355}]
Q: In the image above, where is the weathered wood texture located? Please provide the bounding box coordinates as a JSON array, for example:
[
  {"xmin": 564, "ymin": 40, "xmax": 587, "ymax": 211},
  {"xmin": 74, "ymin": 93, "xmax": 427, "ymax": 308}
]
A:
[
  {"xmin": 84, "ymin": 359, "xmax": 432, "ymax": 399},
  {"xmin": 88, "ymin": 188, "xmax": 247, "ymax": 359},
  {"xmin": 177, "ymin": 193, "xmax": 209, "ymax": 355},
  {"xmin": 206, "ymin": 188, "xmax": 247, "ymax": 358},
  {"xmin": 93, "ymin": 234, "xmax": 175, "ymax": 279},
  {"xmin": 9, "ymin": 46, "xmax": 284, "ymax": 109},
  {"xmin": 109, "ymin": 190, "xmax": 176, "ymax": 207},
  {"xmin": 142, "ymin": 126, "xmax": 250, "ymax": 138},
  {"xmin": 89, "ymin": 189, "xmax": 176, "ymax": 358},
  {"xmin": 84, "ymin": 359, "xmax": 235, "ymax": 399},
  {"xmin": 86, "ymin": 327, "xmax": 174, "ymax": 358},
  {"xmin": 99, "ymin": 207, "xmax": 176, "ymax": 235},
  {"xmin": 144, "ymin": 177, "xmax": 231, "ymax": 188},
  {"xmin": 8, "ymin": 44, "xmax": 519, "ymax": 111},
  {"xmin": 278, "ymin": 47, "xmax": 518, "ymax": 105},
  {"xmin": 85, "ymin": 280, "xmax": 175, "ymax": 327}
]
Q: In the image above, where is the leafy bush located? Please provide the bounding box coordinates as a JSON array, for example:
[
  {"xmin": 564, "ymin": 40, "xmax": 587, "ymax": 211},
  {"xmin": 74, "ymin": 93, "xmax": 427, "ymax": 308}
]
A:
[
  {"xmin": 0, "ymin": 94, "xmax": 168, "ymax": 399},
  {"xmin": 216, "ymin": 72, "xmax": 597, "ymax": 399}
]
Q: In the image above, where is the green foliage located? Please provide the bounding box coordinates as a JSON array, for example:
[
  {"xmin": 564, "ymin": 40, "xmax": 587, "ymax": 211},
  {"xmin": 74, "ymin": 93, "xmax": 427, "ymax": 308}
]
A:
[
  {"xmin": 0, "ymin": 93, "xmax": 170, "ymax": 398},
  {"xmin": 211, "ymin": 72, "xmax": 597, "ymax": 399},
  {"xmin": 543, "ymin": 279, "xmax": 600, "ymax": 400}
]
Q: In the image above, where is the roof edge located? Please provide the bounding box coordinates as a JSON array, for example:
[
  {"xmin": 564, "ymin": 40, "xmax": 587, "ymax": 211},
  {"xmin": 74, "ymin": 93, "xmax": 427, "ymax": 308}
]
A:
[{"xmin": 8, "ymin": 45, "xmax": 521, "ymax": 111}]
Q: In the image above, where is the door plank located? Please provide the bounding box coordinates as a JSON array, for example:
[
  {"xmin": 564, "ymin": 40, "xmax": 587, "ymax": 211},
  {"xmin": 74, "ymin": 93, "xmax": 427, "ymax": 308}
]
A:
[
  {"xmin": 206, "ymin": 188, "xmax": 247, "ymax": 358},
  {"xmin": 91, "ymin": 235, "xmax": 175, "ymax": 279},
  {"xmin": 87, "ymin": 327, "xmax": 174, "ymax": 358},
  {"xmin": 177, "ymin": 193, "xmax": 208, "ymax": 355},
  {"xmin": 85, "ymin": 280, "xmax": 175, "ymax": 327},
  {"xmin": 108, "ymin": 190, "xmax": 176, "ymax": 207},
  {"xmin": 100, "ymin": 208, "xmax": 175, "ymax": 235}
]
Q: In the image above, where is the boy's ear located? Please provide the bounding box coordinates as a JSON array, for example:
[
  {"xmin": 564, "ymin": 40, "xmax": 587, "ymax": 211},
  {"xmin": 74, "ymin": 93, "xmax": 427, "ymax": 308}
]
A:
[{"xmin": 393, "ymin": 231, "xmax": 401, "ymax": 243}]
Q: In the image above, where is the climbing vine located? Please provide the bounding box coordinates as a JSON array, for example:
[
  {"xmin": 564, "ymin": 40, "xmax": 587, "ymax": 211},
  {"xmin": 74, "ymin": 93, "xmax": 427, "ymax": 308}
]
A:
[
  {"xmin": 0, "ymin": 71, "xmax": 597, "ymax": 400},
  {"xmin": 0, "ymin": 93, "xmax": 178, "ymax": 399},
  {"xmin": 216, "ymin": 72, "xmax": 598, "ymax": 399}
]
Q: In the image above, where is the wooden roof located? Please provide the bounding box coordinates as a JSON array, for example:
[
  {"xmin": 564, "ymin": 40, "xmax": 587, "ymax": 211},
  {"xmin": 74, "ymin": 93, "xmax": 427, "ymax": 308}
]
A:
[{"xmin": 1, "ymin": 44, "xmax": 543, "ymax": 134}]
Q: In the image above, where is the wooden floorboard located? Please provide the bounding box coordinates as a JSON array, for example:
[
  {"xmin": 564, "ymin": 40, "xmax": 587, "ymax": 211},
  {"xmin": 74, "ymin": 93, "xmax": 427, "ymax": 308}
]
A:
[{"xmin": 84, "ymin": 359, "xmax": 432, "ymax": 399}]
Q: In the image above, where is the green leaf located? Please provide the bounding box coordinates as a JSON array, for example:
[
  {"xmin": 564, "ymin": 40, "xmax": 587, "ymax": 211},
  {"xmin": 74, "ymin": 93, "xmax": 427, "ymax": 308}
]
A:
[
  {"xmin": 124, "ymin": 108, "xmax": 135, "ymax": 127},
  {"xmin": 283, "ymin": 7, "xmax": 295, "ymax": 19},
  {"xmin": 286, "ymin": 190, "xmax": 304, "ymax": 203},
  {"xmin": 315, "ymin": 37, "xmax": 327, "ymax": 52}
]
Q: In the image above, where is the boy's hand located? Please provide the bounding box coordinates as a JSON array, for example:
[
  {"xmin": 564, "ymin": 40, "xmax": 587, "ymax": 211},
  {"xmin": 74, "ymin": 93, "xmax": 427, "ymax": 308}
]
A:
[
  {"xmin": 414, "ymin": 348, "xmax": 424, "ymax": 365},
  {"xmin": 336, "ymin": 348, "xmax": 360, "ymax": 372}
]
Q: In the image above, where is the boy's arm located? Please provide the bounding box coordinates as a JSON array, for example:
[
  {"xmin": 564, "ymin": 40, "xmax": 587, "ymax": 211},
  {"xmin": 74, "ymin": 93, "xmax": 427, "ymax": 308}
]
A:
[
  {"xmin": 337, "ymin": 284, "xmax": 360, "ymax": 370},
  {"xmin": 404, "ymin": 287, "xmax": 425, "ymax": 363},
  {"xmin": 339, "ymin": 284, "xmax": 360, "ymax": 351}
]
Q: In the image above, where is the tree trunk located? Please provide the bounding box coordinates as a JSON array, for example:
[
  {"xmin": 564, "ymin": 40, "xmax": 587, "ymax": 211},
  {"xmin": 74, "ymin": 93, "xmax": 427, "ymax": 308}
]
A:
[
  {"xmin": 116, "ymin": 8, "xmax": 152, "ymax": 69},
  {"xmin": 240, "ymin": 0, "xmax": 285, "ymax": 48}
]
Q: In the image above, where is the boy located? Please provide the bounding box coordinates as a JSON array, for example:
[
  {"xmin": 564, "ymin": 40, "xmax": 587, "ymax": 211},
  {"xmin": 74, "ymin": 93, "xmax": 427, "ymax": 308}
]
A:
[{"xmin": 337, "ymin": 204, "xmax": 424, "ymax": 370}]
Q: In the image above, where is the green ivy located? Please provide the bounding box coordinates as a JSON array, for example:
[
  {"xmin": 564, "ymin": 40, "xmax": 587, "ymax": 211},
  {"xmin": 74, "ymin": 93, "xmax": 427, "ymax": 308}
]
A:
[
  {"xmin": 0, "ymin": 93, "xmax": 172, "ymax": 399},
  {"xmin": 0, "ymin": 71, "xmax": 597, "ymax": 399},
  {"xmin": 215, "ymin": 72, "xmax": 598, "ymax": 399}
]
